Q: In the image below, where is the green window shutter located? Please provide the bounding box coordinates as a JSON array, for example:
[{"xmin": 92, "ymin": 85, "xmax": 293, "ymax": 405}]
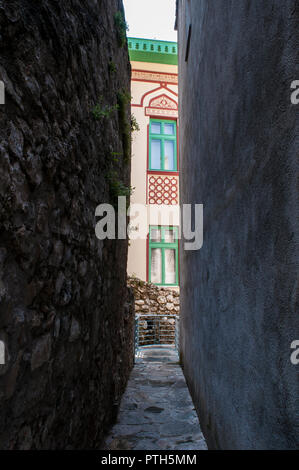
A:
[
  {"xmin": 149, "ymin": 119, "xmax": 177, "ymax": 171},
  {"xmin": 149, "ymin": 226, "xmax": 179, "ymax": 286}
]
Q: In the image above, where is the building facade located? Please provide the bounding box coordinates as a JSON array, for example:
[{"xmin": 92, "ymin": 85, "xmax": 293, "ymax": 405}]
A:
[{"xmin": 127, "ymin": 38, "xmax": 180, "ymax": 290}]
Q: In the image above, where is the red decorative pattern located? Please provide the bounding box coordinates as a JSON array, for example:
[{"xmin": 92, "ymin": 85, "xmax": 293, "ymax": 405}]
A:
[
  {"xmin": 132, "ymin": 70, "xmax": 178, "ymax": 84},
  {"xmin": 149, "ymin": 94, "xmax": 177, "ymax": 110},
  {"xmin": 148, "ymin": 175, "xmax": 179, "ymax": 205},
  {"xmin": 145, "ymin": 94, "xmax": 178, "ymax": 118},
  {"xmin": 145, "ymin": 108, "xmax": 178, "ymax": 118}
]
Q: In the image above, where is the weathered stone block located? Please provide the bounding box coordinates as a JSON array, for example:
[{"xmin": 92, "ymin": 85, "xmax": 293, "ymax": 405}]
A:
[
  {"xmin": 31, "ymin": 334, "xmax": 51, "ymax": 371},
  {"xmin": 69, "ymin": 317, "xmax": 81, "ymax": 342}
]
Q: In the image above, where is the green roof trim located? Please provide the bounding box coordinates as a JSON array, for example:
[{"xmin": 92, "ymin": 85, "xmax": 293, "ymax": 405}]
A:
[{"xmin": 128, "ymin": 37, "xmax": 178, "ymax": 65}]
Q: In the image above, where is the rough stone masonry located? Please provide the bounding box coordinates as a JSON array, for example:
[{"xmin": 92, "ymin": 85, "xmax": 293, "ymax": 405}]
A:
[
  {"xmin": 128, "ymin": 277, "xmax": 180, "ymax": 347},
  {"xmin": 128, "ymin": 277, "xmax": 180, "ymax": 317},
  {"xmin": 0, "ymin": 0, "xmax": 134, "ymax": 449}
]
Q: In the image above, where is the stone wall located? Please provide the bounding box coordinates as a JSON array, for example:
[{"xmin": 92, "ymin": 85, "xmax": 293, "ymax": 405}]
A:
[
  {"xmin": 128, "ymin": 277, "xmax": 180, "ymax": 316},
  {"xmin": 128, "ymin": 278, "xmax": 180, "ymax": 348},
  {"xmin": 0, "ymin": 0, "xmax": 134, "ymax": 449},
  {"xmin": 177, "ymin": 0, "xmax": 298, "ymax": 450}
]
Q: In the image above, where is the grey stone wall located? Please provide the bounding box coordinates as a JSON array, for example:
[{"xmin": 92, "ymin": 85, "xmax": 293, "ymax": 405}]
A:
[
  {"xmin": 177, "ymin": 0, "xmax": 298, "ymax": 449},
  {"xmin": 128, "ymin": 277, "xmax": 180, "ymax": 316},
  {"xmin": 0, "ymin": 0, "xmax": 134, "ymax": 449},
  {"xmin": 128, "ymin": 278, "xmax": 180, "ymax": 347}
]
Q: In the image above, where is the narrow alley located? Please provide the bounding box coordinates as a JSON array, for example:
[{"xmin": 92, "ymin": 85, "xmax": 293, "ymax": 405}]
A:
[
  {"xmin": 0, "ymin": 0, "xmax": 297, "ymax": 455},
  {"xmin": 104, "ymin": 347, "xmax": 207, "ymax": 451}
]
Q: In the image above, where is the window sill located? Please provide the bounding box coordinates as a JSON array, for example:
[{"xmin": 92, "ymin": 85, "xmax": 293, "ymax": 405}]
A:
[{"xmin": 147, "ymin": 170, "xmax": 179, "ymax": 176}]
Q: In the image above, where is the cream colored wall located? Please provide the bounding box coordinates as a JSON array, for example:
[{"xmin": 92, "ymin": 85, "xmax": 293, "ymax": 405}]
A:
[
  {"xmin": 130, "ymin": 61, "xmax": 178, "ymax": 74},
  {"xmin": 127, "ymin": 60, "xmax": 179, "ymax": 283}
]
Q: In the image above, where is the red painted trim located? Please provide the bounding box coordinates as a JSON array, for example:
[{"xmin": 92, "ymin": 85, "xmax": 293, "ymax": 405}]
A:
[
  {"xmin": 145, "ymin": 110, "xmax": 178, "ymax": 119},
  {"xmin": 147, "ymin": 170, "xmax": 179, "ymax": 176},
  {"xmin": 142, "ymin": 86, "xmax": 178, "ymax": 107},
  {"xmin": 132, "ymin": 85, "xmax": 178, "ymax": 108},
  {"xmin": 178, "ymin": 237, "xmax": 180, "ymax": 286},
  {"xmin": 149, "ymin": 116, "xmax": 178, "ymax": 122},
  {"xmin": 147, "ymin": 173, "xmax": 179, "ymax": 205},
  {"xmin": 147, "ymin": 106, "xmax": 178, "ymax": 111},
  {"xmin": 132, "ymin": 69, "xmax": 178, "ymax": 85},
  {"xmin": 132, "ymin": 69, "xmax": 178, "ymax": 76},
  {"xmin": 147, "ymin": 124, "xmax": 150, "ymax": 197},
  {"xmin": 148, "ymin": 94, "xmax": 178, "ymax": 109},
  {"xmin": 132, "ymin": 78, "xmax": 178, "ymax": 85},
  {"xmin": 139, "ymin": 86, "xmax": 164, "ymax": 108},
  {"xmin": 177, "ymin": 122, "xmax": 180, "ymax": 171},
  {"xmin": 163, "ymin": 87, "xmax": 178, "ymax": 97}
]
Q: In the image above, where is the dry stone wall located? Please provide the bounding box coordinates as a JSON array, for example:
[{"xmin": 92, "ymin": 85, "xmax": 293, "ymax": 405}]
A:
[
  {"xmin": 128, "ymin": 277, "xmax": 180, "ymax": 316},
  {"xmin": 0, "ymin": 0, "xmax": 134, "ymax": 449},
  {"xmin": 128, "ymin": 278, "xmax": 180, "ymax": 347}
]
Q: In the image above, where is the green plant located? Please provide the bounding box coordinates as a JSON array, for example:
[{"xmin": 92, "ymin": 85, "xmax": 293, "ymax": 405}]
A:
[
  {"xmin": 108, "ymin": 61, "xmax": 117, "ymax": 74},
  {"xmin": 92, "ymin": 97, "xmax": 119, "ymax": 120},
  {"xmin": 117, "ymin": 90, "xmax": 132, "ymax": 163},
  {"xmin": 131, "ymin": 114, "xmax": 140, "ymax": 132},
  {"xmin": 111, "ymin": 151, "xmax": 122, "ymax": 163},
  {"xmin": 114, "ymin": 11, "xmax": 129, "ymax": 48},
  {"xmin": 107, "ymin": 169, "xmax": 134, "ymax": 206},
  {"xmin": 118, "ymin": 90, "xmax": 132, "ymax": 104}
]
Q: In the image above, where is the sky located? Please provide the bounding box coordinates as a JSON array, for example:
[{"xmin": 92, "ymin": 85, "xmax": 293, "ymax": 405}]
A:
[{"xmin": 123, "ymin": 0, "xmax": 177, "ymax": 42}]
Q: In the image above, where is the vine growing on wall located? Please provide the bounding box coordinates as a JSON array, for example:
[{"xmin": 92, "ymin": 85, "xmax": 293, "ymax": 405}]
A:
[
  {"xmin": 92, "ymin": 97, "xmax": 119, "ymax": 120},
  {"xmin": 114, "ymin": 11, "xmax": 129, "ymax": 48},
  {"xmin": 107, "ymin": 169, "xmax": 134, "ymax": 208},
  {"xmin": 117, "ymin": 90, "xmax": 132, "ymax": 163},
  {"xmin": 108, "ymin": 60, "xmax": 117, "ymax": 74},
  {"xmin": 131, "ymin": 114, "xmax": 140, "ymax": 132}
]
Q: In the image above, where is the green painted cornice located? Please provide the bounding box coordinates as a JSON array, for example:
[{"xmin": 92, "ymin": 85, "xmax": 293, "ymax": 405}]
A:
[{"xmin": 128, "ymin": 37, "xmax": 178, "ymax": 65}]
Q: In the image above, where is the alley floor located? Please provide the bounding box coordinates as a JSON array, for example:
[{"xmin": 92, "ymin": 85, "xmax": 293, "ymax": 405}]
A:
[{"xmin": 104, "ymin": 347, "xmax": 207, "ymax": 451}]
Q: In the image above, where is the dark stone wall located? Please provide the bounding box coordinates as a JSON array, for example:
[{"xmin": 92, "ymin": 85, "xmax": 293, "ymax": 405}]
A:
[
  {"xmin": 0, "ymin": 0, "xmax": 135, "ymax": 449},
  {"xmin": 177, "ymin": 0, "xmax": 298, "ymax": 449}
]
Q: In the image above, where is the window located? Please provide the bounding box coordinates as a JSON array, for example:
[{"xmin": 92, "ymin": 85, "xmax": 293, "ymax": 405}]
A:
[
  {"xmin": 149, "ymin": 119, "xmax": 177, "ymax": 171},
  {"xmin": 149, "ymin": 226, "xmax": 179, "ymax": 286}
]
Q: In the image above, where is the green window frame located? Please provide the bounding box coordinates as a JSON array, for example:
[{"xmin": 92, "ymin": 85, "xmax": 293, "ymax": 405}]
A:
[
  {"xmin": 149, "ymin": 119, "xmax": 177, "ymax": 171},
  {"xmin": 149, "ymin": 226, "xmax": 179, "ymax": 287}
]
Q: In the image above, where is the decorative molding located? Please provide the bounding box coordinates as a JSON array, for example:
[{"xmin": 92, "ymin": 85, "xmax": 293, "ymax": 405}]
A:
[
  {"xmin": 145, "ymin": 94, "xmax": 178, "ymax": 118},
  {"xmin": 132, "ymin": 85, "xmax": 178, "ymax": 109},
  {"xmin": 132, "ymin": 69, "xmax": 178, "ymax": 85},
  {"xmin": 147, "ymin": 170, "xmax": 179, "ymax": 176},
  {"xmin": 145, "ymin": 108, "xmax": 179, "ymax": 118},
  {"xmin": 128, "ymin": 38, "xmax": 178, "ymax": 65},
  {"xmin": 147, "ymin": 174, "xmax": 179, "ymax": 205},
  {"xmin": 149, "ymin": 94, "xmax": 178, "ymax": 110}
]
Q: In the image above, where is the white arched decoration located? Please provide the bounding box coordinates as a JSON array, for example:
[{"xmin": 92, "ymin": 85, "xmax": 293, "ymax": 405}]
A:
[
  {"xmin": 145, "ymin": 94, "xmax": 178, "ymax": 118},
  {"xmin": 131, "ymin": 85, "xmax": 178, "ymax": 118}
]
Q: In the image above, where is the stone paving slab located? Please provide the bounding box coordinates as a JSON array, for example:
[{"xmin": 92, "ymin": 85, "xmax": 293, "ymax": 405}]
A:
[{"xmin": 104, "ymin": 348, "xmax": 208, "ymax": 451}]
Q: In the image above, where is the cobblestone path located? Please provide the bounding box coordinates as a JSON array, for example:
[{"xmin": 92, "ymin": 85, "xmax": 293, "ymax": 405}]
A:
[{"xmin": 104, "ymin": 347, "xmax": 207, "ymax": 451}]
